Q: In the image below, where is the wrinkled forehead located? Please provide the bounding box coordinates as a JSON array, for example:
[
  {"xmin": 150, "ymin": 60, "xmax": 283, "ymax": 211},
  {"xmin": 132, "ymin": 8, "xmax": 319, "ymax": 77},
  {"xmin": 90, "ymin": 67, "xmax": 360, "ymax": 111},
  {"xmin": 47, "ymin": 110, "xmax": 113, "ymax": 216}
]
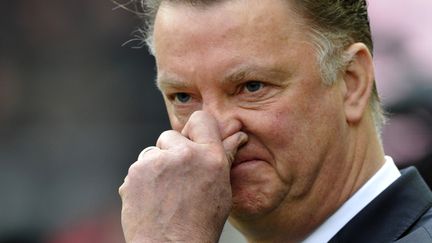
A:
[
  {"xmin": 153, "ymin": 0, "xmax": 308, "ymax": 54},
  {"xmin": 155, "ymin": 0, "xmax": 303, "ymax": 23},
  {"xmin": 152, "ymin": 0, "xmax": 316, "ymax": 84},
  {"xmin": 148, "ymin": 0, "xmax": 309, "ymax": 56},
  {"xmin": 154, "ymin": 0, "xmax": 305, "ymax": 35},
  {"xmin": 158, "ymin": 0, "xmax": 236, "ymax": 9}
]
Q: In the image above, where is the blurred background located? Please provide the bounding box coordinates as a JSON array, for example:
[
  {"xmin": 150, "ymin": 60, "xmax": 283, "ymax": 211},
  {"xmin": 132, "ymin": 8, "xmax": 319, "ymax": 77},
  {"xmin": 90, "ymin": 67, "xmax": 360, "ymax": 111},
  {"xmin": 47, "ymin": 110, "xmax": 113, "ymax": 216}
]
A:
[{"xmin": 0, "ymin": 0, "xmax": 431, "ymax": 242}]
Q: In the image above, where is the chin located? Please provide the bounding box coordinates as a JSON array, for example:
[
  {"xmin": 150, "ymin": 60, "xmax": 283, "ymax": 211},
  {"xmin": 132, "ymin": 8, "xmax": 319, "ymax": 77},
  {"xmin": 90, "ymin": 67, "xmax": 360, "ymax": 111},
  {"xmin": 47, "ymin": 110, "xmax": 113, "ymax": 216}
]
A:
[
  {"xmin": 229, "ymin": 160, "xmax": 288, "ymax": 219},
  {"xmin": 230, "ymin": 183, "xmax": 286, "ymax": 220},
  {"xmin": 230, "ymin": 195, "xmax": 273, "ymax": 220}
]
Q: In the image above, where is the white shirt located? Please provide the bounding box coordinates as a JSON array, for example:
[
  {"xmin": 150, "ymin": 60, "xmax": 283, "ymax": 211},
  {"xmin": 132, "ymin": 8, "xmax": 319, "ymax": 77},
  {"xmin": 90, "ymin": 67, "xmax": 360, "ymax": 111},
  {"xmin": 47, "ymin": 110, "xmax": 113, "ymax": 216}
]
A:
[{"xmin": 302, "ymin": 156, "xmax": 401, "ymax": 243}]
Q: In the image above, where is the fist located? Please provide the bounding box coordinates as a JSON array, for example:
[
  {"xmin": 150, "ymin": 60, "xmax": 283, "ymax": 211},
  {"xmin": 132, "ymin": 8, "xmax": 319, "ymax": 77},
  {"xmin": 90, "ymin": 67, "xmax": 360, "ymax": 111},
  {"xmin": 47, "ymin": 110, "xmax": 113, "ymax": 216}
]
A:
[{"xmin": 119, "ymin": 111, "xmax": 247, "ymax": 242}]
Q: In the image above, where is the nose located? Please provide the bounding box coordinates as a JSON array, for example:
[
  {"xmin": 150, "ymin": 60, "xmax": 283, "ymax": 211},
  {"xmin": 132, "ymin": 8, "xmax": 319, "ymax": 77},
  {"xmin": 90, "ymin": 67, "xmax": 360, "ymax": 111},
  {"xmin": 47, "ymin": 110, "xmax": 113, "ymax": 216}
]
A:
[{"xmin": 202, "ymin": 101, "xmax": 243, "ymax": 140}]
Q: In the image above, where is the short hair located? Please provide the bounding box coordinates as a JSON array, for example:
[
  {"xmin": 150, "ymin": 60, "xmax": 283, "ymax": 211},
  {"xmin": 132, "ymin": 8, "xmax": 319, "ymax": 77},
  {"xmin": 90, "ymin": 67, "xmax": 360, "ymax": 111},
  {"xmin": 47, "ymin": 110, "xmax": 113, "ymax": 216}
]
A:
[
  {"xmin": 127, "ymin": 0, "xmax": 385, "ymax": 132},
  {"xmin": 291, "ymin": 0, "xmax": 385, "ymax": 132}
]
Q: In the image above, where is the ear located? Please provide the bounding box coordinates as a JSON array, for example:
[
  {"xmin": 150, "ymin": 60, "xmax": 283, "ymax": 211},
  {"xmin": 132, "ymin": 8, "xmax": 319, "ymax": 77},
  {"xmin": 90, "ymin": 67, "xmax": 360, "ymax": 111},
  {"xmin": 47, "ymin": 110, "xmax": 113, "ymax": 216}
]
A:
[{"xmin": 342, "ymin": 43, "xmax": 375, "ymax": 125}]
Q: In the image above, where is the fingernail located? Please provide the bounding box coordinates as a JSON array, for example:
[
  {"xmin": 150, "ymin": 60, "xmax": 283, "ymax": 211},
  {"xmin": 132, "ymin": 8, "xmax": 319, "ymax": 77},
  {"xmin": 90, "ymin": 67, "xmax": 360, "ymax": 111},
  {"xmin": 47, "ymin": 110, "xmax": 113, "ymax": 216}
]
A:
[{"xmin": 238, "ymin": 132, "xmax": 248, "ymax": 145}]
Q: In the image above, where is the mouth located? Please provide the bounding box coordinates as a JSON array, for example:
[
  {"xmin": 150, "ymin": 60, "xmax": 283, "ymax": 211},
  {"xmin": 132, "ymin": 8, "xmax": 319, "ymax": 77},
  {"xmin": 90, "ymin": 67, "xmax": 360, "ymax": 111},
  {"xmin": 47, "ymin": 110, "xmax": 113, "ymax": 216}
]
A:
[
  {"xmin": 231, "ymin": 151, "xmax": 263, "ymax": 169},
  {"xmin": 230, "ymin": 139, "xmax": 271, "ymax": 170}
]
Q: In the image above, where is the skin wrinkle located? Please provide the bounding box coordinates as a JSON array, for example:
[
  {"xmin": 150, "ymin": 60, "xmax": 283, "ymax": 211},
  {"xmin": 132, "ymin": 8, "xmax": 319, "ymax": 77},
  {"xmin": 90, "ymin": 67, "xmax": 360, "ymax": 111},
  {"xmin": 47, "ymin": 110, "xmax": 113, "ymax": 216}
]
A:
[
  {"xmin": 143, "ymin": 0, "xmax": 385, "ymax": 132},
  {"xmin": 117, "ymin": 0, "xmax": 385, "ymax": 242}
]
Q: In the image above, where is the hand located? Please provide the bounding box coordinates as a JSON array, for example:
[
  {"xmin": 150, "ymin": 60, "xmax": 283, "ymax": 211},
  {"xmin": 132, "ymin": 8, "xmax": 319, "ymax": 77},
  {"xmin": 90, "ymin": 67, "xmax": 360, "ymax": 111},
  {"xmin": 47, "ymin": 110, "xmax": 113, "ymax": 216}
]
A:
[{"xmin": 119, "ymin": 111, "xmax": 247, "ymax": 242}]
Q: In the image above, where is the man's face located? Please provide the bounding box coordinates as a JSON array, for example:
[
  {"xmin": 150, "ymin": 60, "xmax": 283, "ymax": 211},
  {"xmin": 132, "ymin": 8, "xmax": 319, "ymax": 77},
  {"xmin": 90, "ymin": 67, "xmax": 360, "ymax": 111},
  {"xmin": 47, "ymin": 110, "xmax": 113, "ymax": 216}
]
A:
[{"xmin": 153, "ymin": 0, "xmax": 348, "ymax": 222}]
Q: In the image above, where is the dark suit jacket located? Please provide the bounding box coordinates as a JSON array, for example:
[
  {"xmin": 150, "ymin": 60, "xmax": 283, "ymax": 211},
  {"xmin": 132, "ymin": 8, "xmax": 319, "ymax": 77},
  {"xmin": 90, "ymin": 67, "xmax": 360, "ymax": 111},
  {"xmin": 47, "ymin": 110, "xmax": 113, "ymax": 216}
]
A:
[{"xmin": 329, "ymin": 167, "xmax": 432, "ymax": 243}]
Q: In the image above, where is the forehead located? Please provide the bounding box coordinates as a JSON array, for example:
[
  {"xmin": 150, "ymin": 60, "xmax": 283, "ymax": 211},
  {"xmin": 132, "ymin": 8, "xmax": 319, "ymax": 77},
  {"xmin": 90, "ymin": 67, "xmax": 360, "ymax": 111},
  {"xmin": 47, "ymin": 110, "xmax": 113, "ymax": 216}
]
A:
[
  {"xmin": 154, "ymin": 0, "xmax": 307, "ymax": 48},
  {"xmin": 153, "ymin": 0, "xmax": 314, "ymax": 84}
]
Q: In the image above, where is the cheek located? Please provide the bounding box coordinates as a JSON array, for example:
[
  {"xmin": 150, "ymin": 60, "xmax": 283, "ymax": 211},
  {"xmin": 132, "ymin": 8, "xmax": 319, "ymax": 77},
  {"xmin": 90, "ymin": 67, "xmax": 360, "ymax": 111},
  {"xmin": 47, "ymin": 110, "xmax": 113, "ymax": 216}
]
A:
[
  {"xmin": 164, "ymin": 99, "xmax": 191, "ymax": 131},
  {"xmin": 242, "ymin": 107, "xmax": 300, "ymax": 172},
  {"xmin": 166, "ymin": 105, "xmax": 186, "ymax": 131},
  {"xmin": 246, "ymin": 101, "xmax": 317, "ymax": 165},
  {"xmin": 254, "ymin": 108, "xmax": 296, "ymax": 147},
  {"xmin": 164, "ymin": 98, "xmax": 203, "ymax": 132},
  {"xmin": 169, "ymin": 117, "xmax": 183, "ymax": 132}
]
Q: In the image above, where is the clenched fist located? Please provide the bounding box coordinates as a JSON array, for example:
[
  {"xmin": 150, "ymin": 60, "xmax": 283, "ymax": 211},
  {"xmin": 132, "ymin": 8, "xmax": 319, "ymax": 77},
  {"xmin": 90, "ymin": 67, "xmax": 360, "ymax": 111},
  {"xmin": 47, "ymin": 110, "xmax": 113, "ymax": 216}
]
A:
[{"xmin": 119, "ymin": 111, "xmax": 248, "ymax": 242}]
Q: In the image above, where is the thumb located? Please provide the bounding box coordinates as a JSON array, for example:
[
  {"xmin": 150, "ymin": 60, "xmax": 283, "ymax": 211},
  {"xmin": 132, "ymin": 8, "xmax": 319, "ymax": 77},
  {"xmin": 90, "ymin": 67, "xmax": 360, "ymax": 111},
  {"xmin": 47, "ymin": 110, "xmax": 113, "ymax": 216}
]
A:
[{"xmin": 222, "ymin": 131, "xmax": 248, "ymax": 167}]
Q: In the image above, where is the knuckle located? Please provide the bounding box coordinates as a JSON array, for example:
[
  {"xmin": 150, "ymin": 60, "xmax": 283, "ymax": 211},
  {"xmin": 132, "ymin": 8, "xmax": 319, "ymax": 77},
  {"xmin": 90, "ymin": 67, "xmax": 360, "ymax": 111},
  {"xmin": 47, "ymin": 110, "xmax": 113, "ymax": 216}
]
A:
[
  {"xmin": 118, "ymin": 176, "xmax": 130, "ymax": 198},
  {"xmin": 190, "ymin": 110, "xmax": 205, "ymax": 119},
  {"xmin": 118, "ymin": 184, "xmax": 125, "ymax": 197},
  {"xmin": 157, "ymin": 130, "xmax": 179, "ymax": 146},
  {"xmin": 188, "ymin": 111, "xmax": 209, "ymax": 125},
  {"xmin": 209, "ymin": 156, "xmax": 226, "ymax": 171},
  {"xmin": 176, "ymin": 145, "xmax": 194, "ymax": 161},
  {"xmin": 163, "ymin": 146, "xmax": 192, "ymax": 168},
  {"xmin": 129, "ymin": 151, "xmax": 168, "ymax": 178},
  {"xmin": 127, "ymin": 161, "xmax": 141, "ymax": 177},
  {"xmin": 127, "ymin": 158, "xmax": 153, "ymax": 179},
  {"xmin": 160, "ymin": 130, "xmax": 175, "ymax": 138}
]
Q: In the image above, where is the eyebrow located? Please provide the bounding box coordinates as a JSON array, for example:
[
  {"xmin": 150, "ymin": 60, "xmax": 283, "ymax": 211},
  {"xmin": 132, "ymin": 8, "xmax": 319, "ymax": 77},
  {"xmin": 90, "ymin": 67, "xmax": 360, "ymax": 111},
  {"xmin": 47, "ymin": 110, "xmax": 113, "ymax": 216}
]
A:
[
  {"xmin": 222, "ymin": 65, "xmax": 289, "ymax": 85},
  {"xmin": 156, "ymin": 73, "xmax": 190, "ymax": 92},
  {"xmin": 156, "ymin": 65, "xmax": 289, "ymax": 91}
]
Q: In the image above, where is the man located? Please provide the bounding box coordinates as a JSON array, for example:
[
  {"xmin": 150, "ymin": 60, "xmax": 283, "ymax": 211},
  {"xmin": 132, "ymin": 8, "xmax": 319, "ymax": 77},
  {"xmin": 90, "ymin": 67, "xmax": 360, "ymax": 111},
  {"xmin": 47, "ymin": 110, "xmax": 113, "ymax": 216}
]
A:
[{"xmin": 119, "ymin": 0, "xmax": 432, "ymax": 242}]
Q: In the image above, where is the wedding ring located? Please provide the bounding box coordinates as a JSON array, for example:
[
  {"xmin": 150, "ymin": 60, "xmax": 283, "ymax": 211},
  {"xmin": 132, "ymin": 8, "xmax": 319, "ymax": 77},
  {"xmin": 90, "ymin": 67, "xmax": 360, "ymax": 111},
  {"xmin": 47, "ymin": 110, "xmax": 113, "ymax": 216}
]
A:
[{"xmin": 138, "ymin": 146, "xmax": 158, "ymax": 160}]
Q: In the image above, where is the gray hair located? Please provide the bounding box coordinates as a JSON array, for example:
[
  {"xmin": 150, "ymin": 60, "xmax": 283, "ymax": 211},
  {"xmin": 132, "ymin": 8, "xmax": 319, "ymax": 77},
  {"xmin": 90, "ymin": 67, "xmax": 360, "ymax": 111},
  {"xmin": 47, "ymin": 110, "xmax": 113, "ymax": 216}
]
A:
[{"xmin": 123, "ymin": 0, "xmax": 385, "ymax": 132}]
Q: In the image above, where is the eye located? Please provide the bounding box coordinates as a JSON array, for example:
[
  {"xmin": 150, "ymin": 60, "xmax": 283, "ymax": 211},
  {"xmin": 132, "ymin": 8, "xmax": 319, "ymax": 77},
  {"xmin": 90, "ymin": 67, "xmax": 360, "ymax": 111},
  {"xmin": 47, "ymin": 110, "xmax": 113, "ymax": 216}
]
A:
[
  {"xmin": 174, "ymin": 92, "xmax": 191, "ymax": 103},
  {"xmin": 244, "ymin": 81, "xmax": 264, "ymax": 92}
]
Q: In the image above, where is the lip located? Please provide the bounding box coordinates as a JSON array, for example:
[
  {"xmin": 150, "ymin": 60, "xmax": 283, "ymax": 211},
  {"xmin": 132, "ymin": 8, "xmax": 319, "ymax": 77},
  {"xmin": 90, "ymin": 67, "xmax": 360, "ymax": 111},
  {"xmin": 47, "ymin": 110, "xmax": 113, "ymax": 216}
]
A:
[
  {"xmin": 231, "ymin": 150, "xmax": 264, "ymax": 168},
  {"xmin": 231, "ymin": 160, "xmax": 265, "ymax": 170}
]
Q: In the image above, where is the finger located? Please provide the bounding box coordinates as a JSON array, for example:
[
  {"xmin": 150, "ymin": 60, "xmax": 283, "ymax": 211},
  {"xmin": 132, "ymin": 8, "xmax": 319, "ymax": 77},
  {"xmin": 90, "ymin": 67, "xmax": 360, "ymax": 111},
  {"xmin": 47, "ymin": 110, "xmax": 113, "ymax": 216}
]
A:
[
  {"xmin": 138, "ymin": 146, "xmax": 159, "ymax": 161},
  {"xmin": 222, "ymin": 131, "xmax": 248, "ymax": 167},
  {"xmin": 181, "ymin": 111, "xmax": 222, "ymax": 145},
  {"xmin": 156, "ymin": 130, "xmax": 190, "ymax": 150}
]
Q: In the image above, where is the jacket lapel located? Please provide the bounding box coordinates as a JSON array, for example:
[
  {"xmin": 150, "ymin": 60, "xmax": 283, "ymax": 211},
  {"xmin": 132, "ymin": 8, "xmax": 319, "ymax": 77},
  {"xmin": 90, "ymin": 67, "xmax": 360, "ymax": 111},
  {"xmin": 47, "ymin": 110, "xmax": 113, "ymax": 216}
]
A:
[{"xmin": 329, "ymin": 167, "xmax": 432, "ymax": 243}]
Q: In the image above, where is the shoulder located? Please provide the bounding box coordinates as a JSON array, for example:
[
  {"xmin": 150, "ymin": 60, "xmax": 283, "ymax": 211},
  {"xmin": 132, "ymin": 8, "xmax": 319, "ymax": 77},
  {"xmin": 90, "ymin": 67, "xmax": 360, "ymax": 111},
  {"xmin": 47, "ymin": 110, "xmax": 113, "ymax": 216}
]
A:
[
  {"xmin": 329, "ymin": 167, "xmax": 432, "ymax": 243},
  {"xmin": 396, "ymin": 208, "xmax": 432, "ymax": 242}
]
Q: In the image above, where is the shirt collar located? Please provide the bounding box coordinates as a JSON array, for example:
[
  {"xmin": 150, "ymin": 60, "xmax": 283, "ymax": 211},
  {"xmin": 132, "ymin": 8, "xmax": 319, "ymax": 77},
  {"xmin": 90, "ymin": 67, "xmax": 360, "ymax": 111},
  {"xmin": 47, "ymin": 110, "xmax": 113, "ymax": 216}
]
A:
[{"xmin": 302, "ymin": 156, "xmax": 401, "ymax": 243}]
